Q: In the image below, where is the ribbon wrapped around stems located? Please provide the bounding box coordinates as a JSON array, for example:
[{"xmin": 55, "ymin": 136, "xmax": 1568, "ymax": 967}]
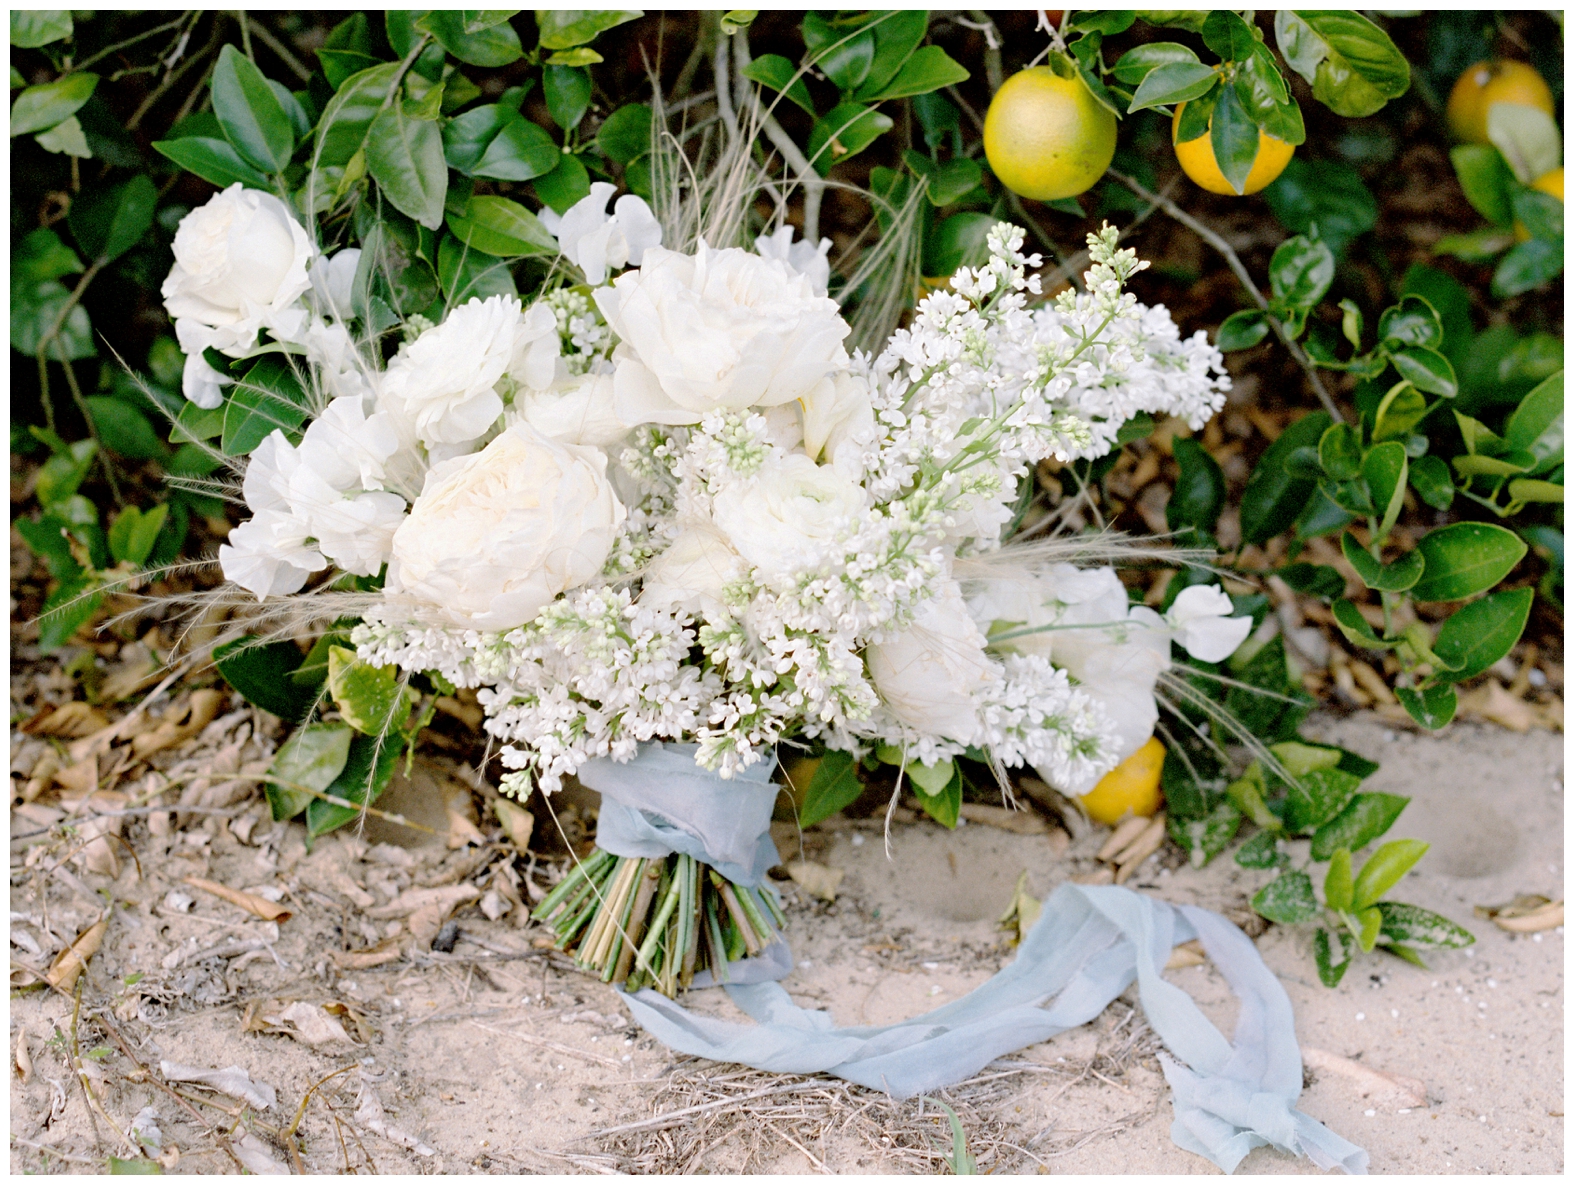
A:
[{"xmin": 578, "ymin": 743, "xmax": 1367, "ymax": 1174}]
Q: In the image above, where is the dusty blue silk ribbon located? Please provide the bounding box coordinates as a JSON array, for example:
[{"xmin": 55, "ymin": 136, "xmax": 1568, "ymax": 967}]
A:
[{"xmin": 577, "ymin": 745, "xmax": 1368, "ymax": 1174}]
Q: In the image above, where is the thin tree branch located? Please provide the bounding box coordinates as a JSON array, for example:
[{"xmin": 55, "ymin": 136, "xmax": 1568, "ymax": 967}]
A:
[
  {"xmin": 1107, "ymin": 168, "xmax": 1344, "ymax": 423},
  {"xmin": 245, "ymin": 14, "xmax": 312, "ymax": 83},
  {"xmin": 965, "ymin": 11, "xmax": 1005, "ymax": 93},
  {"xmin": 66, "ymin": 13, "xmax": 191, "ymax": 74},
  {"xmin": 732, "ymin": 30, "xmax": 824, "ymax": 243}
]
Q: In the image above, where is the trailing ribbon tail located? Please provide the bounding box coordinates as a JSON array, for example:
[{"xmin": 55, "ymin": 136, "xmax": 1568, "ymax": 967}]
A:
[{"xmin": 620, "ymin": 883, "xmax": 1368, "ymax": 1175}]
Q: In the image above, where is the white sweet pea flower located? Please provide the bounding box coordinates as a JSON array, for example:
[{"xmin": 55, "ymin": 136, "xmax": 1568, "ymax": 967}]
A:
[
  {"xmin": 309, "ymin": 488, "xmax": 408, "ymax": 577},
  {"xmin": 174, "ymin": 319, "xmax": 233, "ymax": 410},
  {"xmin": 754, "ymin": 223, "xmax": 833, "ymax": 297},
  {"xmin": 300, "ymin": 318, "xmax": 376, "ymax": 404},
  {"xmin": 866, "ymin": 580, "xmax": 995, "ymax": 744},
  {"xmin": 387, "ymin": 422, "xmax": 625, "ymax": 630},
  {"xmin": 596, "ymin": 242, "xmax": 851, "ymax": 425},
  {"xmin": 380, "ymin": 295, "xmax": 558, "ymax": 448},
  {"xmin": 297, "ymin": 396, "xmax": 399, "ymax": 492},
  {"xmin": 308, "ymin": 247, "xmax": 360, "ymax": 320},
  {"xmin": 1166, "ymin": 583, "xmax": 1252, "ymax": 662},
  {"xmin": 540, "ymin": 181, "xmax": 662, "ymax": 285},
  {"xmin": 710, "ymin": 453, "xmax": 867, "ymax": 581},
  {"xmin": 162, "ymin": 184, "xmax": 315, "ymax": 404},
  {"xmin": 219, "ymin": 510, "xmax": 326, "ymax": 598}
]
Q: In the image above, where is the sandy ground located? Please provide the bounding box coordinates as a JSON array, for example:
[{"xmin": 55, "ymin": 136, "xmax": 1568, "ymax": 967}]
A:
[{"xmin": 9, "ymin": 711, "xmax": 1563, "ymax": 1174}]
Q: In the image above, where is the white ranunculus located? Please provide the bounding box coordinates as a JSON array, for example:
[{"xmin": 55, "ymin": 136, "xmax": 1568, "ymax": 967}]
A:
[
  {"xmin": 866, "ymin": 581, "xmax": 996, "ymax": 744},
  {"xmin": 640, "ymin": 523, "xmax": 744, "ymax": 612},
  {"xmin": 387, "ymin": 422, "xmax": 624, "ymax": 630},
  {"xmin": 380, "ymin": 295, "xmax": 557, "ymax": 448},
  {"xmin": 1166, "ymin": 583, "xmax": 1253, "ymax": 662},
  {"xmin": 596, "ymin": 242, "xmax": 851, "ymax": 425},
  {"xmin": 799, "ymin": 368, "xmax": 875, "ymax": 465},
  {"xmin": 710, "ymin": 453, "xmax": 866, "ymax": 580},
  {"xmin": 162, "ymin": 184, "xmax": 315, "ymax": 403},
  {"xmin": 541, "ymin": 182, "xmax": 662, "ymax": 286},
  {"xmin": 755, "ymin": 224, "xmax": 833, "ymax": 297},
  {"xmin": 515, "ymin": 370, "xmax": 632, "ymax": 448}
]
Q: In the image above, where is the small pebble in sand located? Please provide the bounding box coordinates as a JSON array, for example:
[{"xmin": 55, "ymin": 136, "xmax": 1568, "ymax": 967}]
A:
[
  {"xmin": 1390, "ymin": 1009, "xmax": 1398, "ymax": 1018},
  {"xmin": 1487, "ymin": 979, "xmax": 1497, "ymax": 988},
  {"xmin": 1398, "ymin": 1109, "xmax": 1411, "ymax": 1115},
  {"xmin": 622, "ymin": 1055, "xmax": 631, "ymax": 1063},
  {"xmin": 1533, "ymin": 933, "xmax": 1543, "ymax": 942},
  {"xmin": 1355, "ymin": 1012, "xmax": 1365, "ymax": 1021},
  {"xmin": 851, "ymin": 833, "xmax": 865, "ymax": 847},
  {"xmin": 1364, "ymin": 1109, "xmax": 1376, "ymax": 1117},
  {"xmin": 922, "ymin": 961, "xmax": 939, "ymax": 970},
  {"xmin": 929, "ymin": 985, "xmax": 942, "ymax": 996}
]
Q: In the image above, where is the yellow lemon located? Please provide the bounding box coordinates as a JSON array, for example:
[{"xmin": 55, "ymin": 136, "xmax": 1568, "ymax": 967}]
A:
[
  {"xmin": 1514, "ymin": 166, "xmax": 1563, "ymax": 241},
  {"xmin": 1172, "ymin": 103, "xmax": 1294, "ymax": 196},
  {"xmin": 1446, "ymin": 59, "xmax": 1555, "ymax": 144},
  {"xmin": 1078, "ymin": 736, "xmax": 1166, "ymax": 826},
  {"xmin": 984, "ymin": 65, "xmax": 1117, "ymax": 202}
]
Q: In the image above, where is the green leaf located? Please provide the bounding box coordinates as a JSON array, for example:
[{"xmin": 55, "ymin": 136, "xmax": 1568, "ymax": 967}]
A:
[
  {"xmin": 1321, "ymin": 849, "xmax": 1354, "ymax": 914},
  {"xmin": 211, "ymin": 45, "xmax": 294, "ymax": 174},
  {"xmin": 1216, "ymin": 308, "xmax": 1269, "ymax": 352},
  {"xmin": 1389, "ymin": 347, "xmax": 1457, "ymax": 398},
  {"xmin": 1375, "ymin": 902, "xmax": 1474, "ymax": 949},
  {"xmin": 1207, "ymin": 82, "xmax": 1258, "ymax": 196},
  {"xmin": 797, "ymin": 749, "xmax": 865, "ymax": 827},
  {"xmin": 1234, "ymin": 829, "xmax": 1282, "ymax": 869},
  {"xmin": 221, "ymin": 355, "xmax": 309, "ymax": 456},
  {"xmin": 15, "ymin": 515, "xmax": 81, "ymax": 581},
  {"xmin": 923, "ymin": 212, "xmax": 995, "ymax": 278},
  {"xmin": 808, "ymin": 102, "xmax": 893, "ymax": 174},
  {"xmin": 1225, "ymin": 635, "xmax": 1312, "ymax": 742},
  {"xmin": 1350, "ymin": 838, "xmax": 1428, "ymax": 911},
  {"xmin": 1168, "ymin": 437, "xmax": 1225, "ymax": 533},
  {"xmin": 11, "ymin": 10, "xmax": 73, "ymax": 48},
  {"xmin": 1353, "ymin": 904, "xmax": 1383, "ymax": 952},
  {"xmin": 914, "ymin": 763, "xmax": 962, "ymax": 829},
  {"xmin": 437, "ymin": 231, "xmax": 519, "ymax": 302},
  {"xmin": 1167, "ymin": 801, "xmax": 1242, "ymax": 868},
  {"xmin": 1201, "ymin": 9, "xmax": 1258, "ymax": 60},
  {"xmin": 1282, "ymin": 766, "xmax": 1361, "ymax": 834},
  {"xmin": 1363, "ymin": 440, "xmax": 1409, "ymax": 539},
  {"xmin": 443, "ymin": 105, "xmax": 559, "ymax": 181},
  {"xmin": 35, "ymin": 114, "xmax": 90, "ymax": 157},
  {"xmin": 740, "ymin": 54, "xmax": 816, "ymax": 116},
  {"xmin": 1491, "ymin": 239, "xmax": 1563, "ymax": 299},
  {"xmin": 1506, "ymin": 478, "xmax": 1564, "ymax": 507},
  {"xmin": 1433, "ymin": 227, "xmax": 1514, "ymax": 263},
  {"xmin": 311, "ymin": 61, "xmax": 400, "ymax": 172},
  {"xmin": 86, "ymin": 396, "xmax": 166, "ymax": 460},
  {"xmin": 32, "ymin": 439, "xmax": 97, "ymax": 507},
  {"xmin": 859, "ymin": 44, "xmax": 970, "ymax": 102},
  {"xmin": 852, "ymin": 10, "xmax": 927, "ymax": 100},
  {"xmin": 535, "ymin": 9, "xmax": 641, "ymax": 50},
  {"xmin": 1311, "ymin": 792, "xmax": 1408, "ymax": 860},
  {"xmin": 417, "ymin": 10, "xmax": 523, "ymax": 67},
  {"xmin": 106, "ymin": 1156, "xmax": 162, "ymax": 1174},
  {"xmin": 327, "ymin": 645, "xmax": 414, "ymax": 736},
  {"xmin": 152, "ymin": 136, "xmax": 271, "ymax": 189},
  {"xmin": 1128, "ymin": 60, "xmax": 1218, "ymax": 113},
  {"xmin": 306, "ymin": 731, "xmax": 405, "ymax": 837},
  {"xmin": 1112, "ymin": 41, "xmax": 1200, "ymax": 86},
  {"xmin": 1431, "ymin": 587, "xmax": 1533, "ymax": 684},
  {"xmin": 1313, "ymin": 926, "xmax": 1353, "ymax": 987},
  {"xmin": 1377, "ymin": 294, "xmax": 1443, "ymax": 351},
  {"xmin": 1510, "ymin": 186, "xmax": 1563, "ymax": 244},
  {"xmin": 365, "ymin": 100, "xmax": 446, "ymax": 230},
  {"xmin": 1503, "ymin": 371, "xmax": 1564, "ymax": 473},
  {"xmin": 9, "ymin": 72, "xmax": 97, "ymax": 136},
  {"xmin": 596, "ymin": 102, "xmax": 653, "ymax": 164},
  {"xmin": 1318, "ymin": 422, "xmax": 1362, "ymax": 480},
  {"xmin": 1274, "ymin": 562, "xmax": 1345, "ymax": 599},
  {"xmin": 66, "ymin": 174, "xmax": 156, "ymax": 264},
  {"xmin": 1395, "ymin": 683, "xmax": 1457, "ymax": 730},
  {"xmin": 1370, "ymin": 382, "xmax": 1429, "ymax": 443},
  {"xmin": 1071, "ymin": 11, "xmax": 1137, "ymax": 36},
  {"xmin": 1447, "ymin": 144, "xmax": 1515, "ymax": 227},
  {"xmin": 804, "ymin": 12, "xmax": 874, "ymax": 94},
  {"xmin": 1173, "ymin": 82, "xmax": 1217, "ymax": 143},
  {"xmin": 1409, "ymin": 522, "xmax": 1527, "ymax": 603},
  {"xmin": 445, "ymin": 194, "xmax": 556, "ymax": 257},
  {"xmin": 924, "ymin": 157, "xmax": 983, "ymax": 207},
  {"xmin": 267, "ymin": 722, "xmax": 354, "ymax": 821},
  {"xmin": 12, "ymin": 227, "xmax": 83, "ymax": 285},
  {"xmin": 907, "ymin": 757, "xmax": 956, "ymax": 797},
  {"xmin": 1269, "ymin": 234, "xmax": 1336, "ymax": 309},
  {"xmin": 1252, "ymin": 869, "xmax": 1319, "ymax": 925},
  {"xmin": 1273, "ymin": 10, "xmax": 1410, "ymax": 118},
  {"xmin": 324, "ymin": 11, "xmax": 373, "ymax": 55},
  {"xmin": 11, "ymin": 277, "xmax": 95, "ymax": 359},
  {"xmin": 1408, "ymin": 455, "xmax": 1454, "ymax": 511},
  {"xmin": 38, "ymin": 573, "xmax": 101, "ymax": 653},
  {"xmin": 1262, "ymin": 157, "xmax": 1376, "ymax": 257},
  {"xmin": 543, "ymin": 63, "xmax": 592, "ymax": 130},
  {"xmin": 1486, "ymin": 101, "xmax": 1561, "ymax": 186},
  {"xmin": 213, "ymin": 635, "xmax": 319, "ymax": 722},
  {"xmin": 533, "ymin": 151, "xmax": 591, "ymax": 213},
  {"xmin": 547, "ymin": 47, "xmax": 603, "ymax": 66},
  {"xmin": 107, "ymin": 504, "xmax": 169, "ymax": 567},
  {"xmin": 1327, "ymin": 597, "xmax": 1391, "ymax": 650}
]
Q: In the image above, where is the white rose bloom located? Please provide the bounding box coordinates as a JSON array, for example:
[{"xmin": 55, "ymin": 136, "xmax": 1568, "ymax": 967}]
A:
[
  {"xmin": 514, "ymin": 370, "xmax": 632, "ymax": 448},
  {"xmin": 1166, "ymin": 583, "xmax": 1253, "ymax": 662},
  {"xmin": 380, "ymin": 295, "xmax": 518, "ymax": 447},
  {"xmin": 866, "ymin": 581, "xmax": 995, "ymax": 744},
  {"xmin": 755, "ymin": 224, "xmax": 833, "ymax": 297},
  {"xmin": 641, "ymin": 523, "xmax": 744, "ymax": 612},
  {"xmin": 387, "ymin": 422, "xmax": 625, "ymax": 630},
  {"xmin": 540, "ymin": 181, "xmax": 662, "ymax": 285},
  {"xmin": 710, "ymin": 453, "xmax": 866, "ymax": 581},
  {"xmin": 162, "ymin": 184, "xmax": 315, "ymax": 403},
  {"xmin": 596, "ymin": 242, "xmax": 850, "ymax": 425}
]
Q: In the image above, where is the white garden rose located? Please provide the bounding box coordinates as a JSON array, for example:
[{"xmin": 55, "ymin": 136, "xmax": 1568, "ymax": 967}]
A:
[
  {"xmin": 866, "ymin": 581, "xmax": 996, "ymax": 744},
  {"xmin": 541, "ymin": 181, "xmax": 662, "ymax": 286},
  {"xmin": 514, "ymin": 370, "xmax": 632, "ymax": 448},
  {"xmin": 387, "ymin": 422, "xmax": 624, "ymax": 630},
  {"xmin": 162, "ymin": 184, "xmax": 315, "ymax": 406},
  {"xmin": 640, "ymin": 523, "xmax": 744, "ymax": 612},
  {"xmin": 596, "ymin": 242, "xmax": 850, "ymax": 425},
  {"xmin": 380, "ymin": 296, "xmax": 558, "ymax": 448},
  {"xmin": 710, "ymin": 453, "xmax": 866, "ymax": 580}
]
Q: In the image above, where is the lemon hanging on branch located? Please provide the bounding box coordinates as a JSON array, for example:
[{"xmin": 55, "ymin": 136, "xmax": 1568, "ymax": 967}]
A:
[
  {"xmin": 984, "ymin": 56, "xmax": 1118, "ymax": 202},
  {"xmin": 1172, "ymin": 100, "xmax": 1295, "ymax": 195},
  {"xmin": 1446, "ymin": 59, "xmax": 1556, "ymax": 145}
]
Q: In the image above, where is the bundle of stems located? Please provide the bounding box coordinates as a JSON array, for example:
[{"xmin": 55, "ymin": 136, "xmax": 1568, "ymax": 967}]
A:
[{"xmin": 532, "ymin": 848, "xmax": 786, "ymax": 996}]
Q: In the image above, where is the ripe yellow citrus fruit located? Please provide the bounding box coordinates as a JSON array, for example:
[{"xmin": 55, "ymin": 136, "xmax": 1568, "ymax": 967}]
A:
[
  {"xmin": 1514, "ymin": 166, "xmax": 1563, "ymax": 241},
  {"xmin": 984, "ymin": 65, "xmax": 1117, "ymax": 202},
  {"xmin": 1446, "ymin": 59, "xmax": 1555, "ymax": 144},
  {"xmin": 1078, "ymin": 736, "xmax": 1165, "ymax": 826},
  {"xmin": 1172, "ymin": 103, "xmax": 1294, "ymax": 196}
]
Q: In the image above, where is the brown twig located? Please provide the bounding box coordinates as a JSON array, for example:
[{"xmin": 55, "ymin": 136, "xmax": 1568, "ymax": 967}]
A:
[
  {"xmin": 243, "ymin": 14, "xmax": 312, "ymax": 82},
  {"xmin": 1106, "ymin": 168, "xmax": 1344, "ymax": 423}
]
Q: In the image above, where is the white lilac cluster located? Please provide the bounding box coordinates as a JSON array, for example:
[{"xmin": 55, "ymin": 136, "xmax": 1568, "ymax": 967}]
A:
[{"xmin": 166, "ymin": 178, "xmax": 1244, "ymax": 799}]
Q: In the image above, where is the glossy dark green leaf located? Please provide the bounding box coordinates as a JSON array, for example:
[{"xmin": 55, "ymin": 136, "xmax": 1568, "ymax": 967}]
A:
[
  {"xmin": 1173, "ymin": 83, "xmax": 1217, "ymax": 143},
  {"xmin": 365, "ymin": 101, "xmax": 446, "ymax": 229},
  {"xmin": 1208, "ymin": 82, "xmax": 1258, "ymax": 195},
  {"xmin": 535, "ymin": 9, "xmax": 640, "ymax": 50},
  {"xmin": 913, "ymin": 762, "xmax": 962, "ymax": 829},
  {"xmin": 1269, "ymin": 233, "xmax": 1335, "ymax": 309},
  {"xmin": 11, "ymin": 278, "xmax": 95, "ymax": 359},
  {"xmin": 1395, "ymin": 683, "xmax": 1457, "ymax": 730},
  {"xmin": 1226, "ymin": 636, "xmax": 1312, "ymax": 743},
  {"xmin": 1275, "ymin": 562, "xmax": 1345, "ymax": 599},
  {"xmin": 1168, "ymin": 437, "xmax": 1225, "ymax": 532},
  {"xmin": 1375, "ymin": 902, "xmax": 1474, "ymax": 949},
  {"xmin": 1127, "ymin": 60, "xmax": 1219, "ymax": 112},
  {"xmin": 1273, "ymin": 10, "xmax": 1411, "ymax": 118},
  {"xmin": 1408, "ymin": 454, "xmax": 1454, "ymax": 510},
  {"xmin": 67, "ymin": 174, "xmax": 156, "ymax": 264},
  {"xmin": 1112, "ymin": 41, "xmax": 1201, "ymax": 85},
  {"xmin": 1409, "ymin": 522, "xmax": 1527, "ymax": 603},
  {"xmin": 741, "ymin": 54, "xmax": 816, "ymax": 116},
  {"xmin": 1169, "ymin": 801, "xmax": 1242, "ymax": 868},
  {"xmin": 1311, "ymin": 792, "xmax": 1408, "ymax": 860},
  {"xmin": 1378, "ymin": 294, "xmax": 1443, "ymax": 351},
  {"xmin": 1431, "ymin": 587, "xmax": 1533, "ymax": 684},
  {"xmin": 311, "ymin": 61, "xmax": 400, "ymax": 172},
  {"xmin": 1215, "ymin": 308, "xmax": 1269, "ymax": 351},
  {"xmin": 437, "ymin": 231, "xmax": 520, "ymax": 303},
  {"xmin": 1240, "ymin": 411, "xmax": 1332, "ymax": 543},
  {"xmin": 306, "ymin": 731, "xmax": 406, "ymax": 837},
  {"xmin": 211, "ymin": 45, "xmax": 294, "ymax": 173},
  {"xmin": 1390, "ymin": 347, "xmax": 1457, "ymax": 398},
  {"xmin": 12, "ymin": 228, "xmax": 83, "ymax": 285},
  {"xmin": 1201, "ymin": 9, "xmax": 1257, "ymax": 60},
  {"xmin": 848, "ymin": 10, "xmax": 930, "ymax": 100},
  {"xmin": 1070, "ymin": 11, "xmax": 1137, "ymax": 35},
  {"xmin": 417, "ymin": 10, "xmax": 523, "ymax": 66},
  {"xmin": 9, "ymin": 72, "xmax": 96, "ymax": 136},
  {"xmin": 1252, "ymin": 869, "xmax": 1319, "ymax": 925},
  {"xmin": 267, "ymin": 722, "xmax": 353, "ymax": 821},
  {"xmin": 924, "ymin": 211, "xmax": 994, "ymax": 277},
  {"xmin": 1317, "ymin": 422, "xmax": 1362, "ymax": 481},
  {"xmin": 1503, "ymin": 371, "xmax": 1564, "ymax": 474},
  {"xmin": 213, "ymin": 635, "xmax": 319, "ymax": 722},
  {"xmin": 221, "ymin": 355, "xmax": 309, "ymax": 455},
  {"xmin": 10, "ymin": 10, "xmax": 73, "ymax": 48},
  {"xmin": 1448, "ymin": 144, "xmax": 1515, "ymax": 227},
  {"xmin": 543, "ymin": 64, "xmax": 592, "ymax": 130},
  {"xmin": 807, "ymin": 102, "xmax": 894, "ymax": 174},
  {"xmin": 805, "ymin": 12, "xmax": 875, "ymax": 94},
  {"xmin": 1363, "ymin": 440, "xmax": 1409, "ymax": 537},
  {"xmin": 797, "ymin": 749, "xmax": 866, "ymax": 827},
  {"xmin": 1370, "ymin": 382, "xmax": 1428, "ymax": 443},
  {"xmin": 152, "ymin": 135, "xmax": 271, "ymax": 189},
  {"xmin": 107, "ymin": 503, "xmax": 169, "ymax": 567},
  {"xmin": 533, "ymin": 151, "xmax": 591, "ymax": 213},
  {"xmin": 328, "ymin": 646, "xmax": 413, "ymax": 736},
  {"xmin": 445, "ymin": 194, "xmax": 556, "ymax": 257},
  {"xmin": 596, "ymin": 102, "xmax": 653, "ymax": 164},
  {"xmin": 1491, "ymin": 239, "xmax": 1563, "ymax": 299},
  {"xmin": 1234, "ymin": 829, "xmax": 1282, "ymax": 869},
  {"xmin": 1234, "ymin": 44, "xmax": 1292, "ymax": 125},
  {"xmin": 1510, "ymin": 185, "xmax": 1563, "ymax": 243}
]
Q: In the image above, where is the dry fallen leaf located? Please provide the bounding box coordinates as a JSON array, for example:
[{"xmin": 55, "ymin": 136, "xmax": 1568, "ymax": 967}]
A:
[
  {"xmin": 1165, "ymin": 939, "xmax": 1207, "ymax": 970},
  {"xmin": 1070, "ymin": 866, "xmax": 1115, "ymax": 886},
  {"xmin": 366, "ymin": 882, "xmax": 480, "ymax": 920},
  {"xmin": 1477, "ymin": 896, "xmax": 1564, "ymax": 933},
  {"xmin": 159, "ymin": 1061, "xmax": 277, "ymax": 1111},
  {"xmin": 22, "ymin": 701, "xmax": 110, "ymax": 738},
  {"xmin": 131, "ymin": 689, "xmax": 225, "ymax": 758},
  {"xmin": 997, "ymin": 870, "xmax": 1042, "ymax": 943},
  {"xmin": 355, "ymin": 1073, "xmax": 435, "ymax": 1156},
  {"xmin": 233, "ymin": 1132, "xmax": 289, "ymax": 1174},
  {"xmin": 1457, "ymin": 680, "xmax": 1540, "ymax": 732},
  {"xmin": 1301, "ymin": 1046, "xmax": 1427, "ymax": 1110},
  {"xmin": 15, "ymin": 1027, "xmax": 32, "ymax": 1082},
  {"xmin": 786, "ymin": 859, "xmax": 843, "ymax": 902},
  {"xmin": 53, "ymin": 755, "xmax": 99, "ymax": 796},
  {"xmin": 443, "ymin": 781, "xmax": 486, "ymax": 849},
  {"xmin": 262, "ymin": 1001, "xmax": 356, "ymax": 1047},
  {"xmin": 494, "ymin": 798, "xmax": 534, "ymax": 852},
  {"xmin": 47, "ymin": 917, "xmax": 108, "ymax": 992},
  {"xmin": 1097, "ymin": 816, "xmax": 1151, "ymax": 863},
  {"xmin": 332, "ymin": 944, "xmax": 402, "ymax": 970},
  {"xmin": 957, "ymin": 801, "xmax": 1049, "ymax": 835},
  {"xmin": 182, "ymin": 876, "xmax": 293, "ymax": 922}
]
